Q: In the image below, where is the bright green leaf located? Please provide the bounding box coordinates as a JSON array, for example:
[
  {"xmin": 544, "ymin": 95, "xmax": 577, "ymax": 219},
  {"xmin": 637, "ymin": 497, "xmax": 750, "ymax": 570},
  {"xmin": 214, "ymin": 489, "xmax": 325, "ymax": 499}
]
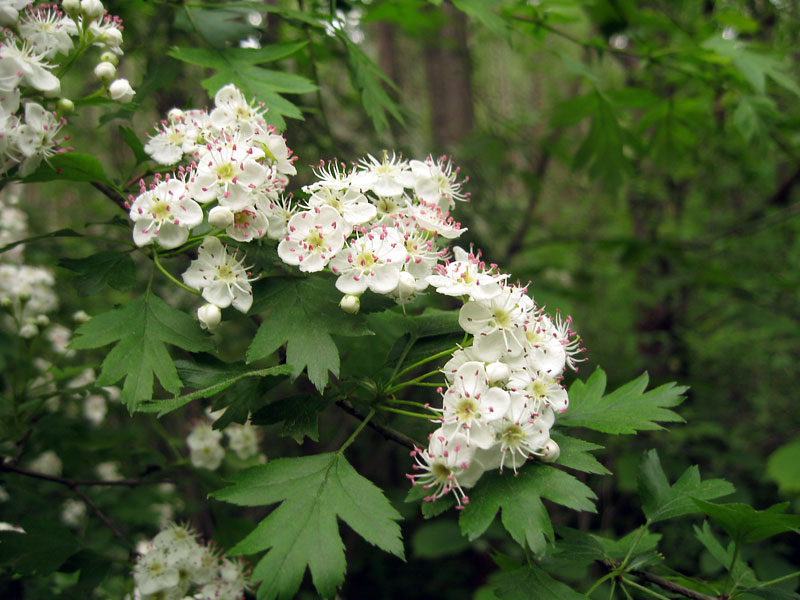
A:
[
  {"xmin": 559, "ymin": 368, "xmax": 686, "ymax": 434},
  {"xmin": 213, "ymin": 453, "xmax": 404, "ymax": 600},
  {"xmin": 459, "ymin": 466, "xmax": 596, "ymax": 555},
  {"xmin": 767, "ymin": 437, "xmax": 800, "ymax": 495},
  {"xmin": 638, "ymin": 449, "xmax": 734, "ymax": 523},
  {"xmin": 59, "ymin": 250, "xmax": 137, "ymax": 296},
  {"xmin": 693, "ymin": 499, "xmax": 800, "ymax": 544},
  {"xmin": 693, "ymin": 522, "xmax": 757, "ymax": 586},
  {"xmin": 69, "ymin": 290, "xmax": 214, "ymax": 411},
  {"xmin": 550, "ymin": 433, "xmax": 611, "ymax": 475},
  {"xmin": 247, "ymin": 276, "xmax": 372, "ymax": 392},
  {"xmin": 490, "ymin": 565, "xmax": 586, "ymax": 600}
]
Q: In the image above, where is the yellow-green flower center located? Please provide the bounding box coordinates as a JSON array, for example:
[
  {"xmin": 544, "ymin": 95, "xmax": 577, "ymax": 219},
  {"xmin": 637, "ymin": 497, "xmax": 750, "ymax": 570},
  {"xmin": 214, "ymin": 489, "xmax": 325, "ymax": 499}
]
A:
[
  {"xmin": 151, "ymin": 200, "xmax": 170, "ymax": 221},
  {"xmin": 216, "ymin": 162, "xmax": 236, "ymax": 182}
]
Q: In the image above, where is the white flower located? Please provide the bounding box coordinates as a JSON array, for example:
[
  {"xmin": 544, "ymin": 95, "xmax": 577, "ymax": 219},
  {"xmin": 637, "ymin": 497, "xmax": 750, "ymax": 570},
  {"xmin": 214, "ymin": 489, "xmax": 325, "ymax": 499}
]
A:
[
  {"xmin": 207, "ymin": 205, "xmax": 234, "ymax": 228},
  {"xmin": 409, "ymin": 155, "xmax": 468, "ymax": 209},
  {"xmin": 437, "ymin": 361, "xmax": 511, "ymax": 449},
  {"xmin": 186, "ymin": 422, "xmax": 225, "ymax": 470},
  {"xmin": 83, "ymin": 393, "xmax": 107, "ymax": 425},
  {"xmin": 144, "ymin": 117, "xmax": 189, "ymax": 165},
  {"xmin": 258, "ymin": 195, "xmax": 296, "ymax": 240},
  {"xmin": 484, "ymin": 398, "xmax": 555, "ymax": 473},
  {"xmin": 224, "ymin": 422, "xmax": 259, "ymax": 460},
  {"xmin": 61, "ymin": 498, "xmax": 86, "ymax": 527},
  {"xmin": 277, "ymin": 206, "xmax": 346, "ymax": 272},
  {"xmin": 108, "ymin": 78, "xmax": 134, "ymax": 103},
  {"xmin": 210, "ymin": 83, "xmax": 266, "ymax": 136},
  {"xmin": 407, "ymin": 430, "xmax": 482, "ymax": 508},
  {"xmin": 407, "ymin": 199, "xmax": 465, "ymax": 239},
  {"xmin": 182, "ymin": 237, "xmax": 255, "ymax": 313},
  {"xmin": 329, "ymin": 225, "xmax": 407, "ymax": 295},
  {"xmin": 19, "ymin": 5, "xmax": 75, "ymax": 59},
  {"xmin": 427, "ymin": 246, "xmax": 507, "ymax": 300},
  {"xmin": 226, "ymin": 208, "xmax": 268, "ymax": 242},
  {"xmin": 507, "ymin": 367, "xmax": 569, "ymax": 414},
  {"xmin": 129, "ymin": 177, "xmax": 203, "ymax": 249},
  {"xmin": 252, "ymin": 129, "xmax": 296, "ymax": 176},
  {"xmin": 28, "ymin": 450, "xmax": 61, "ymax": 476},
  {"xmin": 96, "ymin": 461, "xmax": 122, "ymax": 481},
  {"xmin": 459, "ymin": 286, "xmax": 532, "ymax": 361},
  {"xmin": 14, "ymin": 102, "xmax": 63, "ymax": 176},
  {"xmin": 133, "ymin": 548, "xmax": 181, "ymax": 596},
  {"xmin": 353, "ymin": 151, "xmax": 414, "ymax": 197},
  {"xmin": 0, "ymin": 41, "xmax": 60, "ymax": 94},
  {"xmin": 303, "ymin": 161, "xmax": 375, "ymax": 226}
]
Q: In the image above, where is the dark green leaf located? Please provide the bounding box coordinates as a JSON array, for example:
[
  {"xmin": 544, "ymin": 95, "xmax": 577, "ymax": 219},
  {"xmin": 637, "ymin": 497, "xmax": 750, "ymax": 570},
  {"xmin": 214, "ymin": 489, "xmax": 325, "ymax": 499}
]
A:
[
  {"xmin": 460, "ymin": 466, "xmax": 596, "ymax": 555},
  {"xmin": 251, "ymin": 394, "xmax": 330, "ymax": 443},
  {"xmin": 550, "ymin": 433, "xmax": 611, "ymax": 475},
  {"xmin": 59, "ymin": 250, "xmax": 137, "ymax": 296},
  {"xmin": 119, "ymin": 126, "xmax": 149, "ymax": 164},
  {"xmin": 22, "ymin": 153, "xmax": 110, "ymax": 184},
  {"xmin": 693, "ymin": 522, "xmax": 757, "ymax": 586},
  {"xmin": 0, "ymin": 520, "xmax": 79, "ymax": 576},
  {"xmin": 638, "ymin": 449, "xmax": 734, "ymax": 523},
  {"xmin": 490, "ymin": 565, "xmax": 586, "ymax": 600},
  {"xmin": 411, "ymin": 520, "xmax": 470, "ymax": 558},
  {"xmin": 213, "ymin": 453, "xmax": 404, "ymax": 600},
  {"xmin": 247, "ymin": 276, "xmax": 372, "ymax": 392},
  {"xmin": 69, "ymin": 290, "xmax": 214, "ymax": 411},
  {"xmin": 559, "ymin": 368, "xmax": 686, "ymax": 434},
  {"xmin": 766, "ymin": 436, "xmax": 800, "ymax": 495},
  {"xmin": 693, "ymin": 499, "xmax": 800, "ymax": 544}
]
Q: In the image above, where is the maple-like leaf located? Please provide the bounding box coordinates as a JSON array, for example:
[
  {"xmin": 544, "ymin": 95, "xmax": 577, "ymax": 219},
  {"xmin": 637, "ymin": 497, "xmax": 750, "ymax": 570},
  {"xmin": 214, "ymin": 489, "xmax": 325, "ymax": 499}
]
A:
[
  {"xmin": 213, "ymin": 452, "xmax": 404, "ymax": 600},
  {"xmin": 69, "ymin": 290, "xmax": 214, "ymax": 411}
]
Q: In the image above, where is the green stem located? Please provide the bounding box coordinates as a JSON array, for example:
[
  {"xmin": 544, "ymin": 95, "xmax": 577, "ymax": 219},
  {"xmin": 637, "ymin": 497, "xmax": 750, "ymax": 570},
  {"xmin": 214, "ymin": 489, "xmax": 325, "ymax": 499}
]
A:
[
  {"xmin": 619, "ymin": 581, "xmax": 634, "ymax": 600},
  {"xmin": 586, "ymin": 572, "xmax": 616, "ymax": 597},
  {"xmin": 723, "ymin": 541, "xmax": 741, "ymax": 596},
  {"xmin": 389, "ymin": 337, "xmax": 416, "ymax": 382},
  {"xmin": 338, "ymin": 408, "xmax": 375, "ymax": 453},
  {"xmin": 384, "ymin": 398, "xmax": 437, "ymax": 411},
  {"xmin": 391, "ymin": 346, "xmax": 460, "ymax": 383},
  {"xmin": 152, "ymin": 249, "xmax": 202, "ymax": 296},
  {"xmin": 376, "ymin": 405, "xmax": 433, "ymax": 420},
  {"xmin": 386, "ymin": 369, "xmax": 442, "ymax": 394},
  {"xmin": 755, "ymin": 570, "xmax": 800, "ymax": 588},
  {"xmin": 620, "ymin": 578, "xmax": 670, "ymax": 600},
  {"xmin": 620, "ymin": 522, "xmax": 650, "ymax": 569},
  {"xmin": 608, "ymin": 579, "xmax": 617, "ymax": 600}
]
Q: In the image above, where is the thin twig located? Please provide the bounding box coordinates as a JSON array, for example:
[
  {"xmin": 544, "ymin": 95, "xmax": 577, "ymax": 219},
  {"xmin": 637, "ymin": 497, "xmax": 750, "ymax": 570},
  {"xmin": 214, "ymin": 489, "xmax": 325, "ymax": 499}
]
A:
[
  {"xmin": 1, "ymin": 462, "xmax": 166, "ymax": 487},
  {"xmin": 335, "ymin": 399, "xmax": 421, "ymax": 450},
  {"xmin": 72, "ymin": 486, "xmax": 124, "ymax": 538},
  {"xmin": 91, "ymin": 181, "xmax": 128, "ymax": 212},
  {"xmin": 637, "ymin": 571, "xmax": 716, "ymax": 600}
]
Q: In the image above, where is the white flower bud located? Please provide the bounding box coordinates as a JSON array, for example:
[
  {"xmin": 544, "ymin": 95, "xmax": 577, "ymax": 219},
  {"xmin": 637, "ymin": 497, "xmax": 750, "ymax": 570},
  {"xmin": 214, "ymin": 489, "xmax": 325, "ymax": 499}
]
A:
[
  {"xmin": 108, "ymin": 78, "xmax": 135, "ymax": 103},
  {"xmin": 0, "ymin": 7, "xmax": 19, "ymax": 26},
  {"xmin": 62, "ymin": 0, "xmax": 81, "ymax": 15},
  {"xmin": 486, "ymin": 361, "xmax": 511, "ymax": 384},
  {"xmin": 339, "ymin": 294, "xmax": 360, "ymax": 314},
  {"xmin": 19, "ymin": 323, "xmax": 38, "ymax": 338},
  {"xmin": 100, "ymin": 50, "xmax": 118, "ymax": 66},
  {"xmin": 0, "ymin": 297, "xmax": 12, "ymax": 309},
  {"xmin": 397, "ymin": 271, "xmax": 416, "ymax": 297},
  {"xmin": 94, "ymin": 61, "xmax": 116, "ymax": 82},
  {"xmin": 102, "ymin": 28, "xmax": 122, "ymax": 47},
  {"xmin": 56, "ymin": 98, "xmax": 74, "ymax": 115},
  {"xmin": 72, "ymin": 310, "xmax": 90, "ymax": 323},
  {"xmin": 540, "ymin": 439, "xmax": 560, "ymax": 463},
  {"xmin": 35, "ymin": 314, "xmax": 50, "ymax": 326},
  {"xmin": 208, "ymin": 205, "xmax": 234, "ymax": 228},
  {"xmin": 80, "ymin": 0, "xmax": 104, "ymax": 19},
  {"xmin": 167, "ymin": 108, "xmax": 184, "ymax": 122},
  {"xmin": 197, "ymin": 303, "xmax": 222, "ymax": 330}
]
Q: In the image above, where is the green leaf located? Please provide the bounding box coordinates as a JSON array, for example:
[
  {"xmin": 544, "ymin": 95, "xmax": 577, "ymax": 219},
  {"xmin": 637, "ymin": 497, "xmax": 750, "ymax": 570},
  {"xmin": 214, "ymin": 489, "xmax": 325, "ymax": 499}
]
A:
[
  {"xmin": 550, "ymin": 433, "xmax": 611, "ymax": 475},
  {"xmin": 693, "ymin": 499, "xmax": 800, "ymax": 544},
  {"xmin": 69, "ymin": 290, "xmax": 214, "ymax": 411},
  {"xmin": 559, "ymin": 368, "xmax": 686, "ymax": 434},
  {"xmin": 247, "ymin": 276, "xmax": 372, "ymax": 392},
  {"xmin": 459, "ymin": 465, "xmax": 596, "ymax": 555},
  {"xmin": 638, "ymin": 449, "xmax": 734, "ymax": 523},
  {"xmin": 251, "ymin": 394, "xmax": 330, "ymax": 443},
  {"xmin": 0, "ymin": 520, "xmax": 80, "ymax": 576},
  {"xmin": 452, "ymin": 0, "xmax": 508, "ymax": 37},
  {"xmin": 212, "ymin": 453, "xmax": 404, "ymax": 600},
  {"xmin": 490, "ymin": 565, "xmax": 587, "ymax": 600},
  {"xmin": 766, "ymin": 436, "xmax": 800, "ymax": 495},
  {"xmin": 59, "ymin": 250, "xmax": 137, "ymax": 296},
  {"xmin": 411, "ymin": 520, "xmax": 470, "ymax": 559},
  {"xmin": 340, "ymin": 35, "xmax": 404, "ymax": 133},
  {"xmin": 119, "ymin": 126, "xmax": 149, "ymax": 164},
  {"xmin": 22, "ymin": 152, "xmax": 110, "ymax": 184},
  {"xmin": 553, "ymin": 526, "xmax": 662, "ymax": 567},
  {"xmin": 572, "ymin": 91, "xmax": 629, "ymax": 189},
  {"xmin": 138, "ymin": 365, "xmax": 291, "ymax": 417},
  {"xmin": 168, "ymin": 44, "xmax": 309, "ymax": 68},
  {"xmin": 693, "ymin": 522, "xmax": 757, "ymax": 586}
]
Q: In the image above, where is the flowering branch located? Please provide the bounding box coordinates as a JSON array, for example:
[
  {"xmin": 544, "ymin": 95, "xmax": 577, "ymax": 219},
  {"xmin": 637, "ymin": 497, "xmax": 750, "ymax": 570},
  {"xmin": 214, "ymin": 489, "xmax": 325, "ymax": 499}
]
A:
[{"xmin": 0, "ymin": 461, "xmax": 167, "ymax": 487}]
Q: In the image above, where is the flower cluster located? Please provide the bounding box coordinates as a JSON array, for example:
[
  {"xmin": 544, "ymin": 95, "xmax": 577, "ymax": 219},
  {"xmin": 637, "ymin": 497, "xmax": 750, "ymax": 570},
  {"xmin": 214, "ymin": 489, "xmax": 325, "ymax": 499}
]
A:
[
  {"xmin": 0, "ymin": 0, "xmax": 133, "ymax": 175},
  {"xmin": 277, "ymin": 152, "xmax": 469, "ymax": 308},
  {"xmin": 185, "ymin": 419, "xmax": 261, "ymax": 471},
  {"xmin": 128, "ymin": 84, "xmax": 297, "ymax": 322},
  {"xmin": 132, "ymin": 522, "xmax": 249, "ymax": 600},
  {"xmin": 406, "ymin": 248, "xmax": 585, "ymax": 507}
]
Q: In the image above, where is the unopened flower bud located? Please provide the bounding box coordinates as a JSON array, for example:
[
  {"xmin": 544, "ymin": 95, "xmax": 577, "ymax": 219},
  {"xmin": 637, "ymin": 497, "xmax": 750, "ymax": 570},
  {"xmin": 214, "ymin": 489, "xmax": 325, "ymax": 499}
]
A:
[
  {"xmin": 397, "ymin": 271, "xmax": 416, "ymax": 297},
  {"xmin": 19, "ymin": 323, "xmax": 38, "ymax": 338},
  {"xmin": 72, "ymin": 310, "xmax": 90, "ymax": 323},
  {"xmin": 0, "ymin": 297, "xmax": 12, "ymax": 309},
  {"xmin": 0, "ymin": 6, "xmax": 19, "ymax": 25},
  {"xmin": 108, "ymin": 78, "xmax": 135, "ymax": 103},
  {"xmin": 486, "ymin": 361, "xmax": 510, "ymax": 384},
  {"xmin": 197, "ymin": 303, "xmax": 221, "ymax": 330},
  {"xmin": 35, "ymin": 314, "xmax": 50, "ymax": 326},
  {"xmin": 94, "ymin": 61, "xmax": 116, "ymax": 82},
  {"xmin": 208, "ymin": 206, "xmax": 234, "ymax": 228},
  {"xmin": 102, "ymin": 28, "xmax": 122, "ymax": 47},
  {"xmin": 167, "ymin": 108, "xmax": 184, "ymax": 122},
  {"xmin": 62, "ymin": 0, "xmax": 81, "ymax": 15},
  {"xmin": 56, "ymin": 98, "xmax": 74, "ymax": 115},
  {"xmin": 540, "ymin": 439, "xmax": 560, "ymax": 463},
  {"xmin": 340, "ymin": 294, "xmax": 360, "ymax": 314},
  {"xmin": 80, "ymin": 0, "xmax": 104, "ymax": 20},
  {"xmin": 99, "ymin": 50, "xmax": 118, "ymax": 66}
]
